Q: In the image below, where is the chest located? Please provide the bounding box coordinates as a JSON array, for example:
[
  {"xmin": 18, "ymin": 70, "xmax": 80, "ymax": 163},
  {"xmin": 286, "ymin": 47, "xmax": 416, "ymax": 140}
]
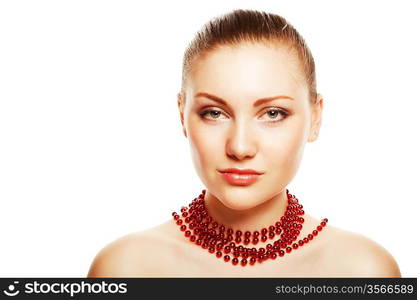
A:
[{"xmin": 155, "ymin": 242, "xmax": 330, "ymax": 277}]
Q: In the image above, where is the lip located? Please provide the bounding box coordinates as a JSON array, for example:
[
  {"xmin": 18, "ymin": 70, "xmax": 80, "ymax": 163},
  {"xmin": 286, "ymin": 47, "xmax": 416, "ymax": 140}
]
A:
[
  {"xmin": 218, "ymin": 168, "xmax": 264, "ymax": 175},
  {"xmin": 218, "ymin": 168, "xmax": 264, "ymax": 186}
]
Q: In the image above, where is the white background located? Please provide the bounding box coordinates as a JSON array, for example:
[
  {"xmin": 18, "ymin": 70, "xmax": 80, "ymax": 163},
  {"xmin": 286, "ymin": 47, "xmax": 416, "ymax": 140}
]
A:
[{"xmin": 1, "ymin": 0, "xmax": 416, "ymax": 277}]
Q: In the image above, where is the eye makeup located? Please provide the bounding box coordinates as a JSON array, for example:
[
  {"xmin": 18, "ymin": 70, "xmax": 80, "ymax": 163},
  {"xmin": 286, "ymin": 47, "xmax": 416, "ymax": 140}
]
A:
[{"xmin": 198, "ymin": 106, "xmax": 290, "ymax": 124}]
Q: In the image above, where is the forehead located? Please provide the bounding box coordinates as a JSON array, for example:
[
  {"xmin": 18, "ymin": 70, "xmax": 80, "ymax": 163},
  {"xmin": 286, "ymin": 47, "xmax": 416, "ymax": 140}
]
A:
[{"xmin": 188, "ymin": 43, "xmax": 308, "ymax": 101}]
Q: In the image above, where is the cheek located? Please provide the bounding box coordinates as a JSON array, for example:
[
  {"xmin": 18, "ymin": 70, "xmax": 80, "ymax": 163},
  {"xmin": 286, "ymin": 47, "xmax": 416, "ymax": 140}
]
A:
[
  {"xmin": 262, "ymin": 120, "xmax": 307, "ymax": 170},
  {"xmin": 187, "ymin": 117, "xmax": 222, "ymax": 171}
]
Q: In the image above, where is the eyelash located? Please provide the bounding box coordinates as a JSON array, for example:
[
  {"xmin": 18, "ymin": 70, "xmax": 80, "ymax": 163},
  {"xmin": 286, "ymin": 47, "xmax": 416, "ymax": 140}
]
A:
[{"xmin": 199, "ymin": 107, "xmax": 289, "ymax": 123}]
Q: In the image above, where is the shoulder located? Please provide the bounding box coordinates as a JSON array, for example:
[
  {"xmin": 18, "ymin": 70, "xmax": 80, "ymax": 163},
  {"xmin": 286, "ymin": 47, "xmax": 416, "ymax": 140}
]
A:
[
  {"xmin": 321, "ymin": 226, "xmax": 401, "ymax": 277},
  {"xmin": 87, "ymin": 230, "xmax": 160, "ymax": 277}
]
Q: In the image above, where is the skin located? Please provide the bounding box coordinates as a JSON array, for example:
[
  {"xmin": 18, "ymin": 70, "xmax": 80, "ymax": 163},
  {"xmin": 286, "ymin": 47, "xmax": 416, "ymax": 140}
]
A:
[{"xmin": 87, "ymin": 42, "xmax": 401, "ymax": 278}]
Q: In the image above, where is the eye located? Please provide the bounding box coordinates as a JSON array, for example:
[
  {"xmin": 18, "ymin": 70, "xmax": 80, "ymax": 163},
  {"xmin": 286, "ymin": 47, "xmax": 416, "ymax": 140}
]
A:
[
  {"xmin": 261, "ymin": 108, "xmax": 289, "ymax": 123},
  {"xmin": 199, "ymin": 107, "xmax": 289, "ymax": 123},
  {"xmin": 199, "ymin": 108, "xmax": 227, "ymax": 120}
]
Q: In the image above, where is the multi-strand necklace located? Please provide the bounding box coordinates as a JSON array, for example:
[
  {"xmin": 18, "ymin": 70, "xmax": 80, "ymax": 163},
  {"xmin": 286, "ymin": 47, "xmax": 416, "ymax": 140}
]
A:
[{"xmin": 172, "ymin": 189, "xmax": 328, "ymax": 266}]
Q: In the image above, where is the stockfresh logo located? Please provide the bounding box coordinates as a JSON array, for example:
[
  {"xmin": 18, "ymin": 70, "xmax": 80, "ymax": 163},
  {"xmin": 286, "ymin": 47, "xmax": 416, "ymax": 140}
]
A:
[{"xmin": 3, "ymin": 281, "xmax": 20, "ymax": 297}]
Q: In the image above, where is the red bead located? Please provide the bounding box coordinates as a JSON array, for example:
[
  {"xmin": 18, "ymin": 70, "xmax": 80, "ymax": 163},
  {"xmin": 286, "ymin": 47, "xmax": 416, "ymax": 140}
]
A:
[
  {"xmin": 320, "ymin": 221, "xmax": 326, "ymax": 227},
  {"xmin": 258, "ymin": 254, "xmax": 265, "ymax": 262},
  {"xmin": 323, "ymin": 218, "xmax": 328, "ymax": 223},
  {"xmin": 177, "ymin": 190, "xmax": 317, "ymax": 266}
]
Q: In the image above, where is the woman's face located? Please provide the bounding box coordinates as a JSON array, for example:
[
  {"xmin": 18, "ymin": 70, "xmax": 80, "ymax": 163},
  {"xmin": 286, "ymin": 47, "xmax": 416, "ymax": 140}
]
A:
[{"xmin": 178, "ymin": 42, "xmax": 322, "ymax": 211}]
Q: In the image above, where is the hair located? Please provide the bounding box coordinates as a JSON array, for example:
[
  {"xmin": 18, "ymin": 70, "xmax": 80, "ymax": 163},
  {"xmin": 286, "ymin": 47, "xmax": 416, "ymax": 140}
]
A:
[{"xmin": 179, "ymin": 9, "xmax": 317, "ymax": 104}]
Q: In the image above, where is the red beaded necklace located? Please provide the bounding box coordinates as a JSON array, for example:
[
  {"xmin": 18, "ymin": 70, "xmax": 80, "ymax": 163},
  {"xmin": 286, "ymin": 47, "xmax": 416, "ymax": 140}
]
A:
[{"xmin": 173, "ymin": 189, "xmax": 328, "ymax": 266}]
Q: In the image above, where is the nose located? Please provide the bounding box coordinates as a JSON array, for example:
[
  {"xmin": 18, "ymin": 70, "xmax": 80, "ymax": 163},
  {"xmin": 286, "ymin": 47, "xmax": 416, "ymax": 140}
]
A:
[{"xmin": 225, "ymin": 119, "xmax": 257, "ymax": 161}]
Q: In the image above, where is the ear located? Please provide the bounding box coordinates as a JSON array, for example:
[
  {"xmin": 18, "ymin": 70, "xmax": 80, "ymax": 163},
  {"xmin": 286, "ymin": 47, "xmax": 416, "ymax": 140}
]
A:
[
  {"xmin": 177, "ymin": 92, "xmax": 187, "ymax": 138},
  {"xmin": 307, "ymin": 93, "xmax": 324, "ymax": 143}
]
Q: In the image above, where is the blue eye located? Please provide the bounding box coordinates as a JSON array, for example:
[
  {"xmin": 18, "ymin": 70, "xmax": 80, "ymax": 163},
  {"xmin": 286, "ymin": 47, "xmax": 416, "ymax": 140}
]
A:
[{"xmin": 199, "ymin": 107, "xmax": 289, "ymax": 123}]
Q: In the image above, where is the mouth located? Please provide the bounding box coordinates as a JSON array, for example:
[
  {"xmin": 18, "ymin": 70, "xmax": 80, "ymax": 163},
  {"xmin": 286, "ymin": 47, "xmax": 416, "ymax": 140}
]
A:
[
  {"xmin": 218, "ymin": 168, "xmax": 264, "ymax": 175},
  {"xmin": 217, "ymin": 169, "xmax": 264, "ymax": 186}
]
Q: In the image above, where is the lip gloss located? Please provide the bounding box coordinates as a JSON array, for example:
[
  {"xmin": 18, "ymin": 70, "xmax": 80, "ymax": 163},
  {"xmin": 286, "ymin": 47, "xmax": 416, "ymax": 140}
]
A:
[{"xmin": 219, "ymin": 172, "xmax": 262, "ymax": 186}]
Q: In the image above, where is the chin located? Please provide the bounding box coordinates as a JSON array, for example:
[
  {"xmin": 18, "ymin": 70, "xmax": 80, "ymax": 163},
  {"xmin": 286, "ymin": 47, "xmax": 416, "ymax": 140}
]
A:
[{"xmin": 217, "ymin": 188, "xmax": 265, "ymax": 211}]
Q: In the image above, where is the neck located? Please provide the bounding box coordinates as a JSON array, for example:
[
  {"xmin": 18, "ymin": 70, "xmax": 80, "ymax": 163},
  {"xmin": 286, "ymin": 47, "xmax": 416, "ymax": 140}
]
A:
[{"xmin": 203, "ymin": 189, "xmax": 288, "ymax": 232}]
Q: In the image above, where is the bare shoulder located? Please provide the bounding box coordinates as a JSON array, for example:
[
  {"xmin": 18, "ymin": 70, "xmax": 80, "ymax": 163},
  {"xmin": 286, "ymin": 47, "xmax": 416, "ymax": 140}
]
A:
[
  {"xmin": 87, "ymin": 225, "xmax": 169, "ymax": 277},
  {"xmin": 320, "ymin": 225, "xmax": 401, "ymax": 277}
]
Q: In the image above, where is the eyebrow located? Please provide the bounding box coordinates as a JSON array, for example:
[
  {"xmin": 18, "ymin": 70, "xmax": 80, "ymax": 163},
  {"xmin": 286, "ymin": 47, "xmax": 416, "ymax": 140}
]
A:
[{"xmin": 194, "ymin": 92, "xmax": 294, "ymax": 107}]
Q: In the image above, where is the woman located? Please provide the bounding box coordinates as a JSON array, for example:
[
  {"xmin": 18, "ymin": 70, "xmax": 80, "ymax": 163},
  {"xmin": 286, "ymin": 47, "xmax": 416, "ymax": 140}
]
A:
[{"xmin": 87, "ymin": 9, "xmax": 401, "ymax": 277}]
